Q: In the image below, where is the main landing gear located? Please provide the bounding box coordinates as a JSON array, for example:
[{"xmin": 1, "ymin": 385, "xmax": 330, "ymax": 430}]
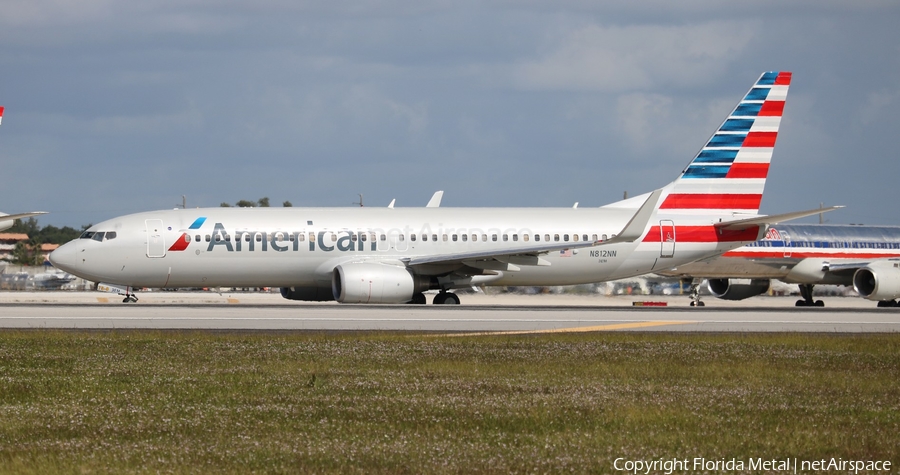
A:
[
  {"xmin": 432, "ymin": 291, "xmax": 460, "ymax": 305},
  {"xmin": 876, "ymin": 300, "xmax": 898, "ymax": 307},
  {"xmin": 407, "ymin": 291, "xmax": 460, "ymax": 305},
  {"xmin": 688, "ymin": 279, "xmax": 705, "ymax": 307},
  {"xmin": 796, "ymin": 284, "xmax": 824, "ymax": 307}
]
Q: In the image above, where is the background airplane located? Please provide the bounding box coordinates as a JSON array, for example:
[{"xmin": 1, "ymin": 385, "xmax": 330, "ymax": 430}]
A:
[
  {"xmin": 50, "ymin": 72, "xmax": 834, "ymax": 304},
  {"xmin": 662, "ymin": 224, "xmax": 900, "ymax": 307},
  {"xmin": 0, "ymin": 107, "xmax": 49, "ymax": 231}
]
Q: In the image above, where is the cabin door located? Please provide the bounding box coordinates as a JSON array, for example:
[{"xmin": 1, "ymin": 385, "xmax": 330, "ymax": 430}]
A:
[
  {"xmin": 782, "ymin": 230, "xmax": 792, "ymax": 258},
  {"xmin": 146, "ymin": 219, "xmax": 166, "ymax": 258}
]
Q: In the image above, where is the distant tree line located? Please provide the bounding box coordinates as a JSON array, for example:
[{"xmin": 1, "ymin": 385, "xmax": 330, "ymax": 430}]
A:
[
  {"xmin": 5, "ymin": 218, "xmax": 88, "ymax": 266},
  {"xmin": 219, "ymin": 197, "xmax": 292, "ymax": 208}
]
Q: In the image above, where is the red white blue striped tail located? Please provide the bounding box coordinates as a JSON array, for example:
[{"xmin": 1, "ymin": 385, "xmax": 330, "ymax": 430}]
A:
[{"xmin": 660, "ymin": 71, "xmax": 791, "ymax": 214}]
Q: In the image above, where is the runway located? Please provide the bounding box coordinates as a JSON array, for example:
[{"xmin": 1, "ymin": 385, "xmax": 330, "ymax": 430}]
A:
[{"xmin": 1, "ymin": 292, "xmax": 898, "ymax": 332}]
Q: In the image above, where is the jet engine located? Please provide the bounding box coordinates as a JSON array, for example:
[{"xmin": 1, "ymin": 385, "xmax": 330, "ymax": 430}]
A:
[
  {"xmin": 853, "ymin": 261, "xmax": 900, "ymax": 301},
  {"xmin": 707, "ymin": 278, "xmax": 771, "ymax": 301},
  {"xmin": 280, "ymin": 284, "xmax": 334, "ymax": 301},
  {"xmin": 332, "ymin": 262, "xmax": 428, "ymax": 304}
]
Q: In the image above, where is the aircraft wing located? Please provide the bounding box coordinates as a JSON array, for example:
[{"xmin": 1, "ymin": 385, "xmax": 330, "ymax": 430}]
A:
[
  {"xmin": 714, "ymin": 206, "xmax": 843, "ymax": 231},
  {"xmin": 820, "ymin": 261, "xmax": 874, "ymax": 276},
  {"xmin": 405, "ymin": 189, "xmax": 663, "ymax": 269}
]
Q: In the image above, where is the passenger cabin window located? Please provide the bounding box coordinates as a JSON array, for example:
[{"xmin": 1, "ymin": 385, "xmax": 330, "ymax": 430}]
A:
[
  {"xmin": 411, "ymin": 234, "xmax": 417, "ymax": 242},
  {"xmin": 422, "ymin": 234, "xmax": 428, "ymax": 242},
  {"xmin": 535, "ymin": 234, "xmax": 540, "ymax": 242},
  {"xmin": 452, "ymin": 234, "xmax": 457, "ymax": 242},
  {"xmin": 544, "ymin": 234, "xmax": 550, "ymax": 242},
  {"xmin": 503, "ymin": 234, "xmax": 508, "ymax": 242},
  {"xmin": 554, "ymin": 234, "xmax": 560, "ymax": 242},
  {"xmin": 513, "ymin": 234, "xmax": 518, "ymax": 242},
  {"xmin": 195, "ymin": 235, "xmax": 201, "ymax": 242},
  {"xmin": 492, "ymin": 234, "xmax": 498, "ymax": 242},
  {"xmin": 432, "ymin": 234, "xmax": 437, "ymax": 242}
]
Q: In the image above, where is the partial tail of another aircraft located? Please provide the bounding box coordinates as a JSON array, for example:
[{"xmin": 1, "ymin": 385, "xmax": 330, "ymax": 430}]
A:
[{"xmin": 0, "ymin": 106, "xmax": 50, "ymax": 230}]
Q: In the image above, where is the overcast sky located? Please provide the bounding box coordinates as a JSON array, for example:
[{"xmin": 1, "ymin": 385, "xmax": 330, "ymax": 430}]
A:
[{"xmin": 1, "ymin": 1, "xmax": 898, "ymax": 229}]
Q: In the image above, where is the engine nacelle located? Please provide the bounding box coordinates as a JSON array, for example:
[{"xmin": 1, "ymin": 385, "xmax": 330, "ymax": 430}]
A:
[
  {"xmin": 280, "ymin": 284, "xmax": 334, "ymax": 302},
  {"xmin": 853, "ymin": 261, "xmax": 900, "ymax": 301},
  {"xmin": 332, "ymin": 262, "xmax": 426, "ymax": 304},
  {"xmin": 707, "ymin": 278, "xmax": 771, "ymax": 301}
]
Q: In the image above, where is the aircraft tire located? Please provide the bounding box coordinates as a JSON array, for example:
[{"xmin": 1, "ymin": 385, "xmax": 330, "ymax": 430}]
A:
[
  {"xmin": 815, "ymin": 300, "xmax": 825, "ymax": 307},
  {"xmin": 409, "ymin": 292, "xmax": 426, "ymax": 305}
]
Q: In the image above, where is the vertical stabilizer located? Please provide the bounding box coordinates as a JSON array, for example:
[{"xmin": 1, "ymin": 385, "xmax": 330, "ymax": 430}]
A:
[{"xmin": 661, "ymin": 71, "xmax": 791, "ymax": 215}]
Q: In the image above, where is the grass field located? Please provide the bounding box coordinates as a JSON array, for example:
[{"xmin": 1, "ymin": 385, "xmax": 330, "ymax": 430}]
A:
[{"xmin": 0, "ymin": 331, "xmax": 898, "ymax": 474}]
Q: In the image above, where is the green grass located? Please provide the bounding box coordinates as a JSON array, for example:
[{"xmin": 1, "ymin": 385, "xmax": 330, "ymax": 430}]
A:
[{"xmin": 0, "ymin": 331, "xmax": 898, "ymax": 474}]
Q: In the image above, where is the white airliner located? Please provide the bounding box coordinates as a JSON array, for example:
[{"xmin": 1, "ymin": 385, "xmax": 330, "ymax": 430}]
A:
[
  {"xmin": 0, "ymin": 107, "xmax": 49, "ymax": 230},
  {"xmin": 50, "ymin": 71, "xmax": 834, "ymax": 304},
  {"xmin": 661, "ymin": 224, "xmax": 900, "ymax": 307}
]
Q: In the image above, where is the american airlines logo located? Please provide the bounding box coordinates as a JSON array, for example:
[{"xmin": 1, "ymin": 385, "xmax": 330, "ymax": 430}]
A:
[{"xmin": 168, "ymin": 219, "xmax": 539, "ymax": 254}]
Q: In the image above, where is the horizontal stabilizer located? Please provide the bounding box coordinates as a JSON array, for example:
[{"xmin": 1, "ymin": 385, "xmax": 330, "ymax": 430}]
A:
[
  {"xmin": 714, "ymin": 206, "xmax": 843, "ymax": 231},
  {"xmin": 0, "ymin": 211, "xmax": 49, "ymax": 221}
]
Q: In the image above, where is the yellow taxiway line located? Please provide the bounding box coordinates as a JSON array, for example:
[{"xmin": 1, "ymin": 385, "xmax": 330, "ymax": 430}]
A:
[{"xmin": 441, "ymin": 320, "xmax": 698, "ymax": 337}]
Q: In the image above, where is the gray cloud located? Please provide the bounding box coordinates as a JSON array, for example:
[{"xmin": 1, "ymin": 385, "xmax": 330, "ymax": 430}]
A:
[{"xmin": 0, "ymin": 1, "xmax": 898, "ymax": 228}]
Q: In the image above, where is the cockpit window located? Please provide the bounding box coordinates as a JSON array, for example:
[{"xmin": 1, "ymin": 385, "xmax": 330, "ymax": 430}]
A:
[{"xmin": 80, "ymin": 231, "xmax": 116, "ymax": 241}]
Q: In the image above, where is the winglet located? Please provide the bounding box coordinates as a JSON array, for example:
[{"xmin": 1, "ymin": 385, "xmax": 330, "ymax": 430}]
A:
[
  {"xmin": 0, "ymin": 106, "xmax": 4, "ymax": 126},
  {"xmin": 426, "ymin": 191, "xmax": 443, "ymax": 208},
  {"xmin": 714, "ymin": 205, "xmax": 844, "ymax": 231},
  {"xmin": 599, "ymin": 188, "xmax": 663, "ymax": 245},
  {"xmin": 387, "ymin": 199, "xmax": 396, "ymax": 209}
]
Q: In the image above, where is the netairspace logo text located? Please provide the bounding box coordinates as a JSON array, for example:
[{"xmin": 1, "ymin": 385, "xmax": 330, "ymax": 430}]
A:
[{"xmin": 613, "ymin": 457, "xmax": 892, "ymax": 474}]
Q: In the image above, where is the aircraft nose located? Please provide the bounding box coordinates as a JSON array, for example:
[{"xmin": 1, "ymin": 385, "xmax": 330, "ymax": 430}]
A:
[{"xmin": 49, "ymin": 242, "xmax": 79, "ymax": 273}]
